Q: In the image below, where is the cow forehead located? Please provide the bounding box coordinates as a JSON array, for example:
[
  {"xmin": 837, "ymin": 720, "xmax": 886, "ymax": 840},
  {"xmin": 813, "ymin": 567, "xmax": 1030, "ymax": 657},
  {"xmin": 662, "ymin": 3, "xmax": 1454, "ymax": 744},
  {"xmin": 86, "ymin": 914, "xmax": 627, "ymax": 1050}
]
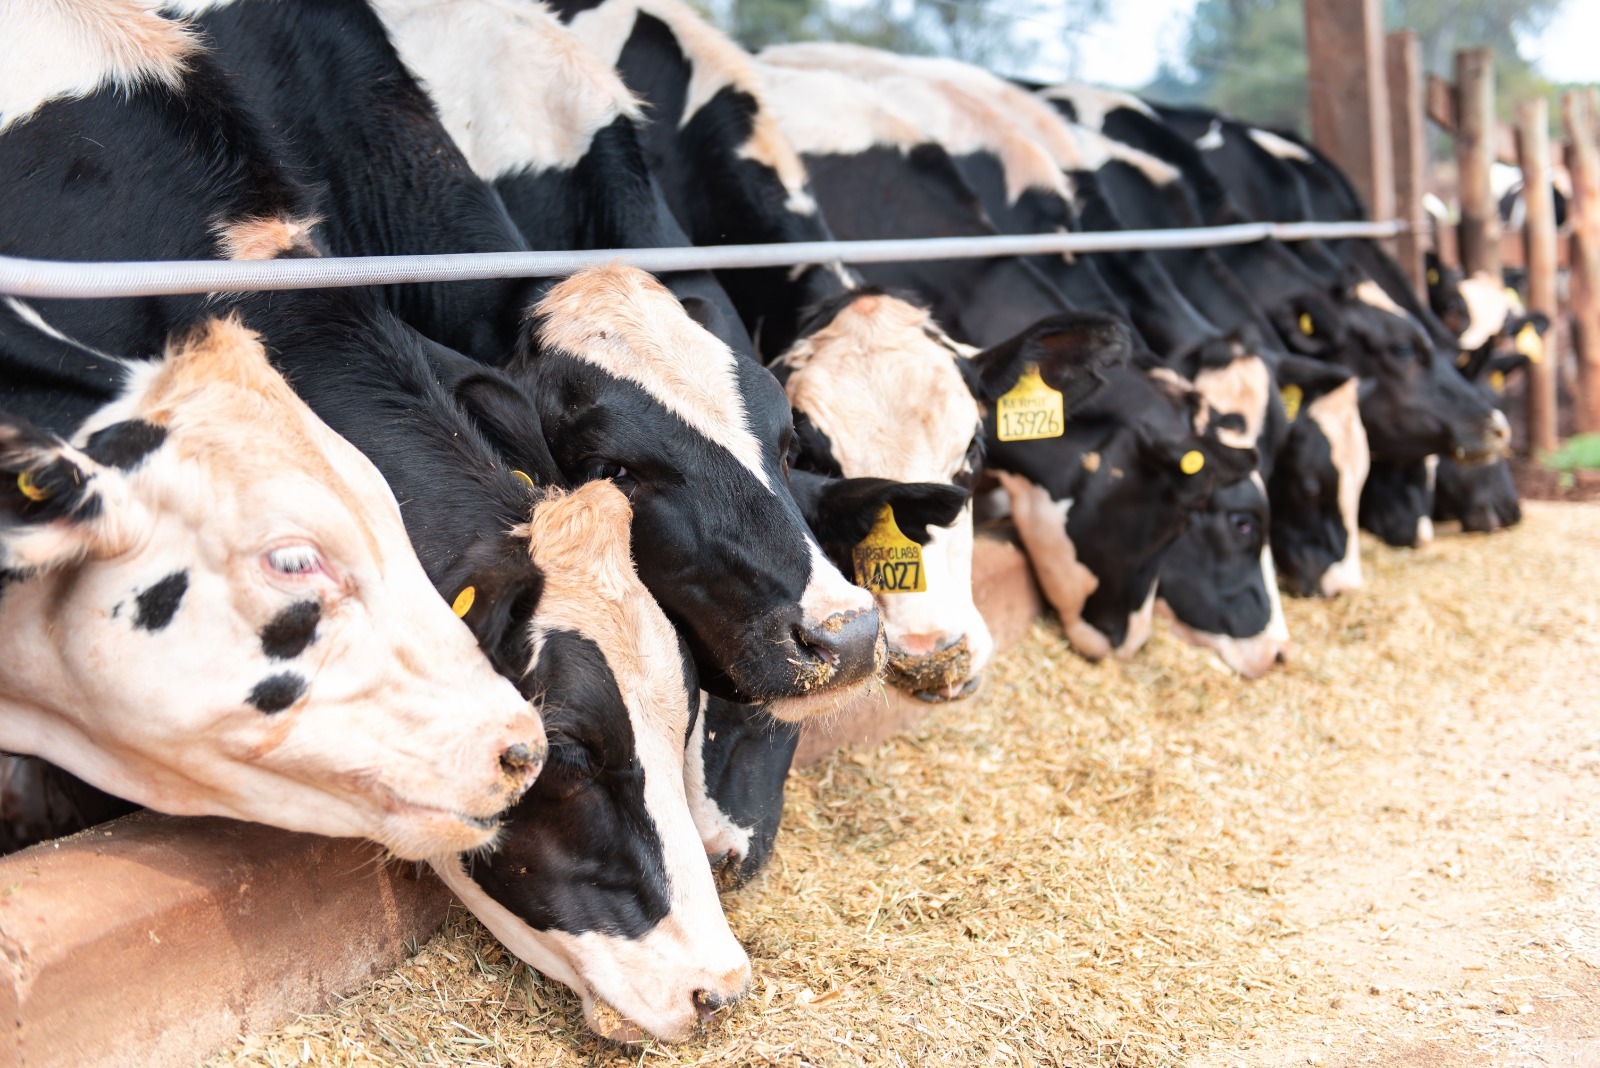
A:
[
  {"xmin": 782, "ymin": 298, "xmax": 978, "ymax": 480},
  {"xmin": 535, "ymin": 266, "xmax": 773, "ymax": 491},
  {"xmin": 1, "ymin": 0, "xmax": 197, "ymax": 135}
]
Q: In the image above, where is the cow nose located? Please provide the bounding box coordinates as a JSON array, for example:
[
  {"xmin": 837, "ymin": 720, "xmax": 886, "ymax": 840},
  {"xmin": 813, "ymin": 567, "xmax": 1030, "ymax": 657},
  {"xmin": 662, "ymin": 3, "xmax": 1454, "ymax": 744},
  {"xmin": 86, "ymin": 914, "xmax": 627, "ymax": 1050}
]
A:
[
  {"xmin": 793, "ymin": 608, "xmax": 881, "ymax": 682},
  {"xmin": 498, "ymin": 739, "xmax": 545, "ymax": 795}
]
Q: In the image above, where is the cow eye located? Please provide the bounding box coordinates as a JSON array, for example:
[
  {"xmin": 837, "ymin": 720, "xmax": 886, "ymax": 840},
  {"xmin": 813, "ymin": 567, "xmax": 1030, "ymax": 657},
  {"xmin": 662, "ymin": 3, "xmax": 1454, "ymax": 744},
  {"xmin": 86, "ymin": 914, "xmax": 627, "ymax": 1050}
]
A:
[
  {"xmin": 1228, "ymin": 512, "xmax": 1258, "ymax": 540},
  {"xmin": 263, "ymin": 544, "xmax": 325, "ymax": 578},
  {"xmin": 586, "ymin": 461, "xmax": 634, "ymax": 488}
]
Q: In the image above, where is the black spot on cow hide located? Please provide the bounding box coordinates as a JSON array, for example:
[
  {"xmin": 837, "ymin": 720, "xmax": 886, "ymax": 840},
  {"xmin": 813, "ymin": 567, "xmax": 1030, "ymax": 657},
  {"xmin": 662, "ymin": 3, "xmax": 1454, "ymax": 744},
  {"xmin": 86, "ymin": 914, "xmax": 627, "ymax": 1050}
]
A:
[
  {"xmin": 260, "ymin": 600, "xmax": 320, "ymax": 660},
  {"xmin": 248, "ymin": 672, "xmax": 306, "ymax": 715},
  {"xmin": 133, "ymin": 571, "xmax": 188, "ymax": 632},
  {"xmin": 83, "ymin": 420, "xmax": 167, "ymax": 470}
]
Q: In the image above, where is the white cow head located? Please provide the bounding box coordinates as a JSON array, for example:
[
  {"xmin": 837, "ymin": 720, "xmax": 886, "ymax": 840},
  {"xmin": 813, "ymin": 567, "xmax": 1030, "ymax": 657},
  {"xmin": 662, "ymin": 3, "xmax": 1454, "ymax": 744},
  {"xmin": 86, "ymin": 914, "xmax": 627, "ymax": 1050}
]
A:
[{"xmin": 0, "ymin": 317, "xmax": 544, "ymax": 860}]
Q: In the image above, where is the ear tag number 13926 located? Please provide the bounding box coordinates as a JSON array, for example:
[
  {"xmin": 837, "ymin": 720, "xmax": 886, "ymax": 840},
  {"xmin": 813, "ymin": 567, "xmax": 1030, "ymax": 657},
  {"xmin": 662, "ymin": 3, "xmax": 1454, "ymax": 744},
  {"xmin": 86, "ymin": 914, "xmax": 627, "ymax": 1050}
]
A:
[
  {"xmin": 996, "ymin": 365, "xmax": 1065, "ymax": 442},
  {"xmin": 852, "ymin": 504, "xmax": 926, "ymax": 594}
]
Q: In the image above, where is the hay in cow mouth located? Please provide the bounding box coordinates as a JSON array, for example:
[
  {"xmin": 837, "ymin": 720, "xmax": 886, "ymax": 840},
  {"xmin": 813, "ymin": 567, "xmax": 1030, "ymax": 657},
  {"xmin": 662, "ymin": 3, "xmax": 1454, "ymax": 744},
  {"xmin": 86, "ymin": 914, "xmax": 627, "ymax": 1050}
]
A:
[
  {"xmin": 886, "ymin": 637, "xmax": 972, "ymax": 696},
  {"xmin": 211, "ymin": 502, "xmax": 1600, "ymax": 1067}
]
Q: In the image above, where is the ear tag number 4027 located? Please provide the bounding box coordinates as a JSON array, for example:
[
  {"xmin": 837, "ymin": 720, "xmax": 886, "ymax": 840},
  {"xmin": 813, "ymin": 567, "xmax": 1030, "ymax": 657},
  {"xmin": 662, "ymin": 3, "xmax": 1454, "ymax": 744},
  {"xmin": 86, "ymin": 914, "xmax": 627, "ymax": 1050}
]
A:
[
  {"xmin": 853, "ymin": 505, "xmax": 925, "ymax": 594},
  {"xmin": 996, "ymin": 364, "xmax": 1065, "ymax": 442}
]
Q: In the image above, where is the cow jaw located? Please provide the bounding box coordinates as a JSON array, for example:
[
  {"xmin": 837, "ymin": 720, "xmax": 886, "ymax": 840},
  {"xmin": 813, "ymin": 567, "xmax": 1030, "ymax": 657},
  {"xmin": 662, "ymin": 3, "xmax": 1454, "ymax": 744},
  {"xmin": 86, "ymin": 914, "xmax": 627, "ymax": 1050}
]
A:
[{"xmin": 0, "ymin": 319, "xmax": 543, "ymax": 858}]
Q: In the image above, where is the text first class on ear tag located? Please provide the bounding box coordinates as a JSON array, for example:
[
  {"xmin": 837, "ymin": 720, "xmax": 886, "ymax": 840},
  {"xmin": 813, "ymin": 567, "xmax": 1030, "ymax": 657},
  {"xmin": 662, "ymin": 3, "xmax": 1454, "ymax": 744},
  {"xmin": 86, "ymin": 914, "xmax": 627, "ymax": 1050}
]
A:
[
  {"xmin": 452, "ymin": 586, "xmax": 476, "ymax": 618},
  {"xmin": 995, "ymin": 364, "xmax": 1064, "ymax": 442},
  {"xmin": 1298, "ymin": 312, "xmax": 1314, "ymax": 336},
  {"xmin": 852, "ymin": 504, "xmax": 925, "ymax": 594},
  {"xmin": 1180, "ymin": 450, "xmax": 1205, "ymax": 476},
  {"xmin": 1516, "ymin": 322, "xmax": 1543, "ymax": 363},
  {"xmin": 1280, "ymin": 383, "xmax": 1303, "ymax": 422},
  {"xmin": 16, "ymin": 471, "xmax": 47, "ymax": 502}
]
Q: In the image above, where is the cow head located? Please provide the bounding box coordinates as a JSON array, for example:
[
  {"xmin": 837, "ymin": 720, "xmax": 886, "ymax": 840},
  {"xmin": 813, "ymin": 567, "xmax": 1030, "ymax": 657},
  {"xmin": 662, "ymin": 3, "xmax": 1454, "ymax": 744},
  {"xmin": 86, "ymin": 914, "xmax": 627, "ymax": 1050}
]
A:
[
  {"xmin": 1154, "ymin": 338, "xmax": 1291, "ymax": 677},
  {"xmin": 1360, "ymin": 456, "xmax": 1438, "ymax": 548},
  {"xmin": 1425, "ymin": 252, "xmax": 1470, "ymax": 337},
  {"xmin": 0, "ymin": 318, "xmax": 543, "ymax": 859},
  {"xmin": 434, "ymin": 482, "xmax": 749, "ymax": 1044},
  {"xmin": 1266, "ymin": 357, "xmax": 1370, "ymax": 597},
  {"xmin": 514, "ymin": 265, "xmax": 881, "ymax": 719},
  {"xmin": 1275, "ymin": 280, "xmax": 1506, "ymax": 466},
  {"xmin": 775, "ymin": 290, "xmax": 995, "ymax": 700}
]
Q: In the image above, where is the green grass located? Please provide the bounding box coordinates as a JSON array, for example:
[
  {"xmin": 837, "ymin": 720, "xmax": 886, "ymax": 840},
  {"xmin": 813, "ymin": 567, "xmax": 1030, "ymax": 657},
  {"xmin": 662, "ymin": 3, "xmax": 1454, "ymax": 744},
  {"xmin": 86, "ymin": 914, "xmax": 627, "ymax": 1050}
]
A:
[{"xmin": 1541, "ymin": 433, "xmax": 1600, "ymax": 472}]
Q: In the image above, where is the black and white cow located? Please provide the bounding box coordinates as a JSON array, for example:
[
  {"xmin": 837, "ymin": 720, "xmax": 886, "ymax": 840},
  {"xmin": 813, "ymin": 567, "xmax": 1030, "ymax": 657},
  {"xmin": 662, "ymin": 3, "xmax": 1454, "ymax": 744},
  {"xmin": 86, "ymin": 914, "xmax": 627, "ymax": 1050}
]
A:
[
  {"xmin": 0, "ymin": 3, "xmax": 557, "ymax": 857},
  {"xmin": 0, "ymin": 307, "xmax": 542, "ymax": 859},
  {"xmin": 177, "ymin": 0, "xmax": 888, "ymax": 715}
]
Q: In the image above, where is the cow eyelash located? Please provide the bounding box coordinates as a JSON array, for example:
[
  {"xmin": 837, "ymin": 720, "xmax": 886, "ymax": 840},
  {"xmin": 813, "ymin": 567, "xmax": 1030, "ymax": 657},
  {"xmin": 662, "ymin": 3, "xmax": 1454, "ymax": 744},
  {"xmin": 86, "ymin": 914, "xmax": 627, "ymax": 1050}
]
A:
[{"xmin": 264, "ymin": 545, "xmax": 324, "ymax": 578}]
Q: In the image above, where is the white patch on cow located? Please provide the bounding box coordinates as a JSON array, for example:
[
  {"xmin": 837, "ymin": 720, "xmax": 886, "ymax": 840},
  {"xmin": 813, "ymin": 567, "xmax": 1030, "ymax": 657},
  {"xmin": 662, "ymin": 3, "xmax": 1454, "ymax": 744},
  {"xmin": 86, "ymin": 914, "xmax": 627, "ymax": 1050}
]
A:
[
  {"xmin": 370, "ymin": 0, "xmax": 643, "ymax": 180},
  {"xmin": 1354, "ymin": 279, "xmax": 1408, "ymax": 320},
  {"xmin": 3, "ymin": 298, "xmax": 114, "ymax": 359},
  {"xmin": 534, "ymin": 264, "xmax": 771, "ymax": 491},
  {"xmin": 757, "ymin": 62, "xmax": 929, "ymax": 157},
  {"xmin": 493, "ymin": 481, "xmax": 751, "ymax": 1042},
  {"xmin": 1067, "ymin": 122, "xmax": 1182, "ymax": 186},
  {"xmin": 778, "ymin": 292, "xmax": 991, "ymax": 685},
  {"xmin": 1305, "ymin": 379, "xmax": 1370, "ymax": 597},
  {"xmin": 0, "ymin": 316, "xmax": 542, "ymax": 860},
  {"xmin": 159, "ymin": 0, "xmax": 240, "ymax": 13},
  {"xmin": 995, "ymin": 472, "xmax": 1115, "ymax": 660},
  {"xmin": 1, "ymin": 0, "xmax": 199, "ymax": 134},
  {"xmin": 1035, "ymin": 82, "xmax": 1156, "ymax": 132},
  {"xmin": 682, "ymin": 697, "xmax": 754, "ymax": 862},
  {"xmin": 565, "ymin": 0, "xmax": 813, "ymax": 209},
  {"xmin": 1247, "ymin": 127, "xmax": 1313, "ymax": 162},
  {"xmin": 1194, "ymin": 353, "xmax": 1270, "ymax": 450},
  {"xmin": 761, "ymin": 43, "xmax": 1078, "ymax": 204},
  {"xmin": 1195, "ymin": 119, "xmax": 1225, "ymax": 151},
  {"xmin": 213, "ymin": 214, "xmax": 323, "ymax": 261},
  {"xmin": 1455, "ymin": 270, "xmax": 1512, "ymax": 351}
]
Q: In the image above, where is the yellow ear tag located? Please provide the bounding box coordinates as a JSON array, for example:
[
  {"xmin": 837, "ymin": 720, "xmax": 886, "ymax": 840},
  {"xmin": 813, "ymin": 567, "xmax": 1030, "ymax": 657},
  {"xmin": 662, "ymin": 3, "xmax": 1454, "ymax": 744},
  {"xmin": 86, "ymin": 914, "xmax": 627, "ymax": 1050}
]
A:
[
  {"xmin": 1427, "ymin": 267, "xmax": 1440, "ymax": 286},
  {"xmin": 1298, "ymin": 312, "xmax": 1315, "ymax": 336},
  {"xmin": 1456, "ymin": 350, "xmax": 1472, "ymax": 368},
  {"xmin": 1516, "ymin": 322, "xmax": 1543, "ymax": 363},
  {"xmin": 1179, "ymin": 450, "xmax": 1205, "ymax": 476},
  {"xmin": 1489, "ymin": 369, "xmax": 1506, "ymax": 393},
  {"xmin": 1280, "ymin": 383, "xmax": 1303, "ymax": 422},
  {"xmin": 995, "ymin": 364, "xmax": 1064, "ymax": 442},
  {"xmin": 851, "ymin": 504, "xmax": 925, "ymax": 594},
  {"xmin": 452, "ymin": 586, "xmax": 476, "ymax": 618},
  {"xmin": 511, "ymin": 469, "xmax": 536, "ymax": 489},
  {"xmin": 16, "ymin": 471, "xmax": 47, "ymax": 502}
]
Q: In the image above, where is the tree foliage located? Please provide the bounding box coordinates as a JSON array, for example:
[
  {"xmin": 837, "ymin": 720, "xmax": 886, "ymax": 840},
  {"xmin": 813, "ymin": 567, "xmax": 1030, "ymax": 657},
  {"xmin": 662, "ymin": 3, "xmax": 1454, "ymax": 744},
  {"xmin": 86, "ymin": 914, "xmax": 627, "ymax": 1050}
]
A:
[{"xmin": 1145, "ymin": 0, "xmax": 1569, "ymax": 132}]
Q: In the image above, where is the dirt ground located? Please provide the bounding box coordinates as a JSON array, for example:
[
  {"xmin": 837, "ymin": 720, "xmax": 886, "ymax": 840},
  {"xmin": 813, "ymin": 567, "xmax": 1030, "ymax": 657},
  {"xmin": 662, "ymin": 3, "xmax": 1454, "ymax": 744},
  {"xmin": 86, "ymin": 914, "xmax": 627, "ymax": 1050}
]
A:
[{"xmin": 214, "ymin": 501, "xmax": 1600, "ymax": 1068}]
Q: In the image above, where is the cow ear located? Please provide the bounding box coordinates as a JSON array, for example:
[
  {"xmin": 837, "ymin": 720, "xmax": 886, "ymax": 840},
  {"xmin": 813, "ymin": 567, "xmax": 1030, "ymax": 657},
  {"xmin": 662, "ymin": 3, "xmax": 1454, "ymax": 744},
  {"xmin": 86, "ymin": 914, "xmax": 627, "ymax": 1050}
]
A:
[
  {"xmin": 1273, "ymin": 291, "xmax": 1343, "ymax": 356},
  {"xmin": 448, "ymin": 535, "xmax": 547, "ymax": 683},
  {"xmin": 453, "ymin": 371, "xmax": 568, "ymax": 489},
  {"xmin": 1274, "ymin": 353, "xmax": 1353, "ymax": 404},
  {"xmin": 960, "ymin": 313, "xmax": 1130, "ymax": 408},
  {"xmin": 789, "ymin": 471, "xmax": 968, "ymax": 560},
  {"xmin": 0, "ymin": 411, "xmax": 143, "ymax": 574}
]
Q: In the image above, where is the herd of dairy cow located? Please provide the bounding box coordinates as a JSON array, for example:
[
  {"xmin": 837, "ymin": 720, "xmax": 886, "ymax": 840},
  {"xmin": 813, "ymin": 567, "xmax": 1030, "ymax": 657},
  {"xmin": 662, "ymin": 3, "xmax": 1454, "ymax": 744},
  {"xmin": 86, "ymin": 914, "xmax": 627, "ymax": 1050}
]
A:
[{"xmin": 0, "ymin": 0, "xmax": 1540, "ymax": 1045}]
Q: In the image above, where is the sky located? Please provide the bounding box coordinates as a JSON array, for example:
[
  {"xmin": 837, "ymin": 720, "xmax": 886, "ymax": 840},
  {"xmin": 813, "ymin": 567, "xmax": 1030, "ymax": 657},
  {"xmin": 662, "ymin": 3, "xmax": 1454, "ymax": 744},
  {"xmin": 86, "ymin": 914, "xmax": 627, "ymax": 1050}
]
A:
[{"xmin": 1051, "ymin": 0, "xmax": 1599, "ymax": 88}]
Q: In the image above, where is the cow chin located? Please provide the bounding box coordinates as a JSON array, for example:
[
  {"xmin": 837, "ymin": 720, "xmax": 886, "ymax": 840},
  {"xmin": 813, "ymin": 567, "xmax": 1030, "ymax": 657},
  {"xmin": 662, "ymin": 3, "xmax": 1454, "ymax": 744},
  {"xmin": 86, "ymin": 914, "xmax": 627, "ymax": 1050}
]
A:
[
  {"xmin": 886, "ymin": 636, "xmax": 983, "ymax": 702},
  {"xmin": 378, "ymin": 807, "xmax": 501, "ymax": 860},
  {"xmin": 766, "ymin": 667, "xmax": 881, "ymax": 723},
  {"xmin": 1162, "ymin": 613, "xmax": 1289, "ymax": 679}
]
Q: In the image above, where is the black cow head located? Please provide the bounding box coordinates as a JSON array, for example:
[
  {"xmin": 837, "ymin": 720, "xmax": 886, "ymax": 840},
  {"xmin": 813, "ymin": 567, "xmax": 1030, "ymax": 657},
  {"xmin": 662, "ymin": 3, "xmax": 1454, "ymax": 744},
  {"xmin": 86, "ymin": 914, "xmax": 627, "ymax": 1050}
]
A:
[
  {"xmin": 511, "ymin": 265, "xmax": 883, "ymax": 719},
  {"xmin": 435, "ymin": 482, "xmax": 750, "ymax": 1046},
  {"xmin": 1276, "ymin": 279, "xmax": 1506, "ymax": 466}
]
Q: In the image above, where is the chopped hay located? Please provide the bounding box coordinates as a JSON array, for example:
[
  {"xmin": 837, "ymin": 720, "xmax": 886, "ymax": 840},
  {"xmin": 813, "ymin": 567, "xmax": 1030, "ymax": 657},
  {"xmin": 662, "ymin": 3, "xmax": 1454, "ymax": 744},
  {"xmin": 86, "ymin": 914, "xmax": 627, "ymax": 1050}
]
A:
[{"xmin": 210, "ymin": 502, "xmax": 1600, "ymax": 1067}]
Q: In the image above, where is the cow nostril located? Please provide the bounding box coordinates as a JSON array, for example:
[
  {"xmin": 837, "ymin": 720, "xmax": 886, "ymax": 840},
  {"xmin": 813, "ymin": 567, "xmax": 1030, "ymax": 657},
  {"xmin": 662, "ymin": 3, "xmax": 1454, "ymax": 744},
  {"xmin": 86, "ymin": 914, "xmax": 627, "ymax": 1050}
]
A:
[
  {"xmin": 499, "ymin": 742, "xmax": 542, "ymax": 780},
  {"xmin": 792, "ymin": 624, "xmax": 839, "ymax": 666},
  {"xmin": 692, "ymin": 989, "xmax": 725, "ymax": 1021}
]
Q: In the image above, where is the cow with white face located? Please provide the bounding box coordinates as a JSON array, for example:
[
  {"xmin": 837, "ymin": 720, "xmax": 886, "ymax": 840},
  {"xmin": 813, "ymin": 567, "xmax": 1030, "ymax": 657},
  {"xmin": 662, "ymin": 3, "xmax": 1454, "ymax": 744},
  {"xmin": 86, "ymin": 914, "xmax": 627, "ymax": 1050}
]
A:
[
  {"xmin": 0, "ymin": 313, "xmax": 544, "ymax": 860},
  {"xmin": 435, "ymin": 481, "xmax": 749, "ymax": 1044}
]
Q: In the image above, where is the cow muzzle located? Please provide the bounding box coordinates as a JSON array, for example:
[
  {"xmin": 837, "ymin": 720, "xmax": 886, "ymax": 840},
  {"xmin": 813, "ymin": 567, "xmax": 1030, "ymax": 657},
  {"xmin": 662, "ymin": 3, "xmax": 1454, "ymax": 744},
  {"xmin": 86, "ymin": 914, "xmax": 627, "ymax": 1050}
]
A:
[
  {"xmin": 886, "ymin": 634, "xmax": 981, "ymax": 702},
  {"xmin": 1450, "ymin": 409, "xmax": 1511, "ymax": 465}
]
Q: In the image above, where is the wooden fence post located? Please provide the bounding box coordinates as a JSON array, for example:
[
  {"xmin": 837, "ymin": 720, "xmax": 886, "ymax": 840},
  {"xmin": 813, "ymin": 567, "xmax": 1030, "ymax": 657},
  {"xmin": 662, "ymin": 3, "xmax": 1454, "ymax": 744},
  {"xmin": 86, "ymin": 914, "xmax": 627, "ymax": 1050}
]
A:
[
  {"xmin": 1386, "ymin": 31, "xmax": 1426, "ymax": 296},
  {"xmin": 1518, "ymin": 97, "xmax": 1559, "ymax": 454},
  {"xmin": 1565, "ymin": 90, "xmax": 1600, "ymax": 432},
  {"xmin": 1304, "ymin": 0, "xmax": 1395, "ymax": 223},
  {"xmin": 1455, "ymin": 48, "xmax": 1500, "ymax": 279}
]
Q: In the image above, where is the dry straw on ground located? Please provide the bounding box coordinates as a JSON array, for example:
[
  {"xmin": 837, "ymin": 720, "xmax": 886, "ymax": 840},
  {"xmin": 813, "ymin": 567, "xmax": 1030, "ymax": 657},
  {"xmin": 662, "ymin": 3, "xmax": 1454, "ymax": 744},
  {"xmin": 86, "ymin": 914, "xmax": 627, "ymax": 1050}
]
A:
[{"xmin": 213, "ymin": 502, "xmax": 1600, "ymax": 1068}]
